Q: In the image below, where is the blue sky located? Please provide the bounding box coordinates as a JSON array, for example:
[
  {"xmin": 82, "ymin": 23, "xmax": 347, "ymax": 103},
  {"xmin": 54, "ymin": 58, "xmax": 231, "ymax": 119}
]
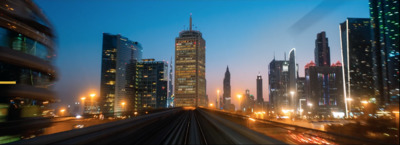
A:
[{"xmin": 35, "ymin": 0, "xmax": 369, "ymax": 107}]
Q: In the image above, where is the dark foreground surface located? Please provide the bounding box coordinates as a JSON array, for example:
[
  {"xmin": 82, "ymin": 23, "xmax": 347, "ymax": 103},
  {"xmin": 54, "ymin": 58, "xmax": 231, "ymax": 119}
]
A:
[{"xmin": 8, "ymin": 107, "xmax": 383, "ymax": 144}]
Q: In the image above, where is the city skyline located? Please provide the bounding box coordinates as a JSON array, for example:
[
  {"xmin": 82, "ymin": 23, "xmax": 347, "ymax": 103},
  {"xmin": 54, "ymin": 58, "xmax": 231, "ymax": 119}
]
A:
[
  {"xmin": 34, "ymin": 0, "xmax": 369, "ymax": 107},
  {"xmin": 1, "ymin": 0, "xmax": 398, "ymax": 144}
]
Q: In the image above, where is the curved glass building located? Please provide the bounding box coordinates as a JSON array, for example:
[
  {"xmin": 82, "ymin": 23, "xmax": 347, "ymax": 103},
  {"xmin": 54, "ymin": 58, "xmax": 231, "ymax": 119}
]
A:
[{"xmin": 0, "ymin": 0, "xmax": 57, "ymax": 135}]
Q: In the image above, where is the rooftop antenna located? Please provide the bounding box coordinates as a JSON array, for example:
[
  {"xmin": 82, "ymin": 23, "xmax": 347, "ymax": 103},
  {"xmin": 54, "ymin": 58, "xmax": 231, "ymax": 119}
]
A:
[
  {"xmin": 284, "ymin": 52, "xmax": 286, "ymax": 61},
  {"xmin": 273, "ymin": 51, "xmax": 275, "ymax": 60},
  {"xmin": 190, "ymin": 13, "xmax": 192, "ymax": 31}
]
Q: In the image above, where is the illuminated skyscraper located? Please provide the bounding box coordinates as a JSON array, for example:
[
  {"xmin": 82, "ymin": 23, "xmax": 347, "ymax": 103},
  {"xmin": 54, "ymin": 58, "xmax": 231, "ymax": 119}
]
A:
[
  {"xmin": 100, "ymin": 33, "xmax": 142, "ymax": 116},
  {"xmin": 288, "ymin": 48, "xmax": 297, "ymax": 110},
  {"xmin": 340, "ymin": 18, "xmax": 373, "ymax": 108},
  {"xmin": 174, "ymin": 14, "xmax": 206, "ymax": 107},
  {"xmin": 223, "ymin": 66, "xmax": 231, "ymax": 110},
  {"xmin": 315, "ymin": 31, "xmax": 331, "ymax": 67},
  {"xmin": 268, "ymin": 58, "xmax": 289, "ymax": 114},
  {"xmin": 370, "ymin": 0, "xmax": 399, "ymax": 107}
]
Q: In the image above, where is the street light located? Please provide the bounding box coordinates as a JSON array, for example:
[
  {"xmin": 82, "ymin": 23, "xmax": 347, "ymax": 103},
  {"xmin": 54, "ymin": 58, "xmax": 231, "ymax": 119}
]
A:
[
  {"xmin": 217, "ymin": 90, "xmax": 220, "ymax": 109},
  {"xmin": 90, "ymin": 94, "xmax": 96, "ymax": 114},
  {"xmin": 307, "ymin": 103, "xmax": 313, "ymax": 116},
  {"xmin": 209, "ymin": 103, "xmax": 213, "ymax": 107},
  {"xmin": 60, "ymin": 109, "xmax": 65, "ymax": 116},
  {"xmin": 299, "ymin": 99, "xmax": 306, "ymax": 118},
  {"xmin": 346, "ymin": 98, "xmax": 353, "ymax": 118},
  {"xmin": 237, "ymin": 94, "xmax": 242, "ymax": 111},
  {"xmin": 81, "ymin": 97, "xmax": 86, "ymax": 115},
  {"xmin": 290, "ymin": 91, "xmax": 295, "ymax": 119}
]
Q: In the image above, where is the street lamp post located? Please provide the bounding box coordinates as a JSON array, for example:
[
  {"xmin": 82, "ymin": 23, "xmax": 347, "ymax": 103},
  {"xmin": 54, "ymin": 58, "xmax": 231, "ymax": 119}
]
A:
[
  {"xmin": 346, "ymin": 98, "xmax": 353, "ymax": 118},
  {"xmin": 90, "ymin": 94, "xmax": 95, "ymax": 114},
  {"xmin": 299, "ymin": 99, "xmax": 306, "ymax": 118},
  {"xmin": 290, "ymin": 91, "xmax": 295, "ymax": 119},
  {"xmin": 307, "ymin": 103, "xmax": 313, "ymax": 118},
  {"xmin": 217, "ymin": 90, "xmax": 220, "ymax": 109},
  {"xmin": 81, "ymin": 97, "xmax": 86, "ymax": 115},
  {"xmin": 121, "ymin": 102, "xmax": 126, "ymax": 114},
  {"xmin": 237, "ymin": 94, "xmax": 242, "ymax": 112}
]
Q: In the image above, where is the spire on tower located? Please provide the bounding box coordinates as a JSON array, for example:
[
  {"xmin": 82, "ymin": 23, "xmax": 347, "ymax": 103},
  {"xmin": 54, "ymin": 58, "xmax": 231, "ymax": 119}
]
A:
[{"xmin": 190, "ymin": 13, "xmax": 192, "ymax": 31}]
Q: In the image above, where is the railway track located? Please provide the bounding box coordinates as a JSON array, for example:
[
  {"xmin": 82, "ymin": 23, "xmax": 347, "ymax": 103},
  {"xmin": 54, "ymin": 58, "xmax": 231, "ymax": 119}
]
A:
[{"xmin": 10, "ymin": 108, "xmax": 285, "ymax": 145}]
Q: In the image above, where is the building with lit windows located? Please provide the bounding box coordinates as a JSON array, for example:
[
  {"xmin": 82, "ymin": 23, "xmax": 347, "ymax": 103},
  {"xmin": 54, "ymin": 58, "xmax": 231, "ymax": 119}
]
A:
[
  {"xmin": 369, "ymin": 0, "xmax": 399, "ymax": 108},
  {"xmin": 268, "ymin": 58, "xmax": 290, "ymax": 115},
  {"xmin": 0, "ymin": 0, "xmax": 57, "ymax": 135},
  {"xmin": 305, "ymin": 61, "xmax": 344, "ymax": 117},
  {"xmin": 174, "ymin": 15, "xmax": 206, "ymax": 107},
  {"xmin": 340, "ymin": 18, "xmax": 374, "ymax": 109},
  {"xmin": 135, "ymin": 59, "xmax": 168, "ymax": 112},
  {"xmin": 99, "ymin": 33, "xmax": 142, "ymax": 116}
]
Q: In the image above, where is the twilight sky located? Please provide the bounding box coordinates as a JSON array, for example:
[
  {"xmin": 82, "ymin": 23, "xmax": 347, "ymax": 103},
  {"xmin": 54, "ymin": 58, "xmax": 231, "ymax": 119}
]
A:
[{"xmin": 35, "ymin": 0, "xmax": 369, "ymax": 107}]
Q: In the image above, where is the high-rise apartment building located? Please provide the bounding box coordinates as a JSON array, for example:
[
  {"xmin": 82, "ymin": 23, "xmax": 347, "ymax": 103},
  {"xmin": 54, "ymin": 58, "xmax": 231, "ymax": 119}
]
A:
[
  {"xmin": 135, "ymin": 59, "xmax": 168, "ymax": 112},
  {"xmin": 174, "ymin": 15, "xmax": 206, "ymax": 107},
  {"xmin": 340, "ymin": 18, "xmax": 374, "ymax": 107},
  {"xmin": 315, "ymin": 31, "xmax": 331, "ymax": 67},
  {"xmin": 223, "ymin": 66, "xmax": 231, "ymax": 110},
  {"xmin": 369, "ymin": 0, "xmax": 399, "ymax": 107},
  {"xmin": 100, "ymin": 33, "xmax": 142, "ymax": 116}
]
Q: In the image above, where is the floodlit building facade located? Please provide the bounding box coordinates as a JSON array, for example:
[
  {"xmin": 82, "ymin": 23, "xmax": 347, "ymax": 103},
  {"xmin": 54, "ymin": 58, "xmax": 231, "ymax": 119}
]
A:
[{"xmin": 174, "ymin": 15, "xmax": 206, "ymax": 107}]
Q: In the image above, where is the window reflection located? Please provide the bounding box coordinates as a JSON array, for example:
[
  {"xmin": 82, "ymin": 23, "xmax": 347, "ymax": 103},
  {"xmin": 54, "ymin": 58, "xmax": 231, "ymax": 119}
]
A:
[{"xmin": 0, "ymin": 27, "xmax": 52, "ymax": 61}]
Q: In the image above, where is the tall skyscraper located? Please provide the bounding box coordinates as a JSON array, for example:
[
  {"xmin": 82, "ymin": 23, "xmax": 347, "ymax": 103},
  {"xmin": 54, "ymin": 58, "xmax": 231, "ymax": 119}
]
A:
[
  {"xmin": 256, "ymin": 73, "xmax": 264, "ymax": 104},
  {"xmin": 288, "ymin": 48, "xmax": 297, "ymax": 110},
  {"xmin": 100, "ymin": 33, "xmax": 142, "ymax": 116},
  {"xmin": 0, "ymin": 0, "xmax": 57, "ymax": 133},
  {"xmin": 223, "ymin": 66, "xmax": 231, "ymax": 110},
  {"xmin": 174, "ymin": 14, "xmax": 206, "ymax": 107},
  {"xmin": 315, "ymin": 31, "xmax": 331, "ymax": 67},
  {"xmin": 370, "ymin": 0, "xmax": 399, "ymax": 107},
  {"xmin": 340, "ymin": 18, "xmax": 374, "ymax": 108},
  {"xmin": 269, "ymin": 58, "xmax": 290, "ymax": 114},
  {"xmin": 135, "ymin": 59, "xmax": 168, "ymax": 112}
]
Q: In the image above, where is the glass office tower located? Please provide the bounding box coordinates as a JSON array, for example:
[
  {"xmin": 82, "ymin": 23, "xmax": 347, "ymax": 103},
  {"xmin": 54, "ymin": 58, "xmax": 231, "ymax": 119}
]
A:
[
  {"xmin": 370, "ymin": 0, "xmax": 399, "ymax": 107},
  {"xmin": 100, "ymin": 33, "xmax": 142, "ymax": 116},
  {"xmin": 340, "ymin": 18, "xmax": 374, "ymax": 108}
]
